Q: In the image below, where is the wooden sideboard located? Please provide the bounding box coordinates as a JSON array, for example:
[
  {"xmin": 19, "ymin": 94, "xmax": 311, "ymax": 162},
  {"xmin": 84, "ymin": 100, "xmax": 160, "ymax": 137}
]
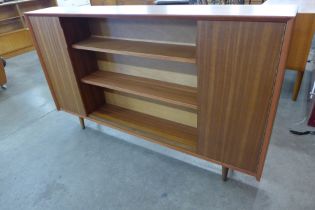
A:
[
  {"xmin": 0, "ymin": 0, "xmax": 56, "ymax": 58},
  {"xmin": 25, "ymin": 5, "xmax": 296, "ymax": 181}
]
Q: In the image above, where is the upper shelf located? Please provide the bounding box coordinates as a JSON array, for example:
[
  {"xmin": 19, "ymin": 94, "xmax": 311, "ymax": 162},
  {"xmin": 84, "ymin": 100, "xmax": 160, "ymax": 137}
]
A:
[{"xmin": 72, "ymin": 36, "xmax": 196, "ymax": 64}]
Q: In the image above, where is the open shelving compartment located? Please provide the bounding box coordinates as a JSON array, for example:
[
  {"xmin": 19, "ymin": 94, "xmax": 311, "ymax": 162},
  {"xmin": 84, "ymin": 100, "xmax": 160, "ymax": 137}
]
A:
[
  {"xmin": 73, "ymin": 36, "xmax": 196, "ymax": 64},
  {"xmin": 0, "ymin": 18, "xmax": 24, "ymax": 34},
  {"xmin": 0, "ymin": 0, "xmax": 54, "ymax": 35},
  {"xmin": 0, "ymin": 3, "xmax": 23, "ymax": 34},
  {"xmin": 62, "ymin": 17, "xmax": 199, "ymax": 153}
]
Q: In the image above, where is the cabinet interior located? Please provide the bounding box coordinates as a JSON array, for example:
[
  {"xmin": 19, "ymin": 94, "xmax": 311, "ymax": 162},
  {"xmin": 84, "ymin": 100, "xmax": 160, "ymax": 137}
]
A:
[{"xmin": 61, "ymin": 17, "xmax": 198, "ymax": 152}]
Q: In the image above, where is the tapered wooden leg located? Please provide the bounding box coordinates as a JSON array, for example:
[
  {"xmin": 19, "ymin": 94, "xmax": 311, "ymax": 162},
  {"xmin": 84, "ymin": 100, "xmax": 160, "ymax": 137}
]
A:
[
  {"xmin": 222, "ymin": 166, "xmax": 229, "ymax": 181},
  {"xmin": 292, "ymin": 71, "xmax": 304, "ymax": 101},
  {"xmin": 79, "ymin": 117, "xmax": 85, "ymax": 129}
]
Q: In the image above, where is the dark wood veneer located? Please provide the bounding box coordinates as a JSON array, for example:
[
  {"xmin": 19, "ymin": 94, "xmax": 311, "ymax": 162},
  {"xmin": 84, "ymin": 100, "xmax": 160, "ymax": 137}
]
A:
[{"xmin": 197, "ymin": 21, "xmax": 286, "ymax": 174}]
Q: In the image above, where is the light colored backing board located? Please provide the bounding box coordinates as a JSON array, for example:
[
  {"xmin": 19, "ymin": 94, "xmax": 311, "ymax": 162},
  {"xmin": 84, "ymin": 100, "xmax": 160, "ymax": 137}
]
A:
[
  {"xmin": 105, "ymin": 91, "xmax": 197, "ymax": 127},
  {"xmin": 89, "ymin": 18, "xmax": 197, "ymax": 127},
  {"xmin": 89, "ymin": 18, "xmax": 197, "ymax": 45}
]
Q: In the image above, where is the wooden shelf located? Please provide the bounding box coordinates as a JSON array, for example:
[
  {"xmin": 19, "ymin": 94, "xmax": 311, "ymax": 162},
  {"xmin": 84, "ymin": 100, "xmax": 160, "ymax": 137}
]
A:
[
  {"xmin": 81, "ymin": 71, "xmax": 197, "ymax": 110},
  {"xmin": 0, "ymin": 16, "xmax": 20, "ymax": 22},
  {"xmin": 0, "ymin": 21, "xmax": 23, "ymax": 35},
  {"xmin": 0, "ymin": 0, "xmax": 38, "ymax": 7},
  {"xmin": 89, "ymin": 104, "xmax": 197, "ymax": 152},
  {"xmin": 73, "ymin": 36, "xmax": 196, "ymax": 64}
]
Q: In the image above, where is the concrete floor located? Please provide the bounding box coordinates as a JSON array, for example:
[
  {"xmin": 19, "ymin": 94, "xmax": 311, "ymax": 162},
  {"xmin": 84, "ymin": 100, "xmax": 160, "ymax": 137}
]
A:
[{"xmin": 0, "ymin": 51, "xmax": 314, "ymax": 210}]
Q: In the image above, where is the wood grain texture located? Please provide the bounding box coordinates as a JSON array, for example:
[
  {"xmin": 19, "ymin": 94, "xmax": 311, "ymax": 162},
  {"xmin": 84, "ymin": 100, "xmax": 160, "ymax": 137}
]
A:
[
  {"xmin": 0, "ymin": 62, "xmax": 6, "ymax": 86},
  {"xmin": 82, "ymin": 71, "xmax": 197, "ymax": 109},
  {"xmin": 85, "ymin": 100, "xmax": 256, "ymax": 177},
  {"xmin": 59, "ymin": 18, "xmax": 105, "ymax": 114},
  {"xmin": 26, "ymin": 7, "xmax": 295, "ymax": 180},
  {"xmin": 28, "ymin": 16, "xmax": 87, "ymax": 115},
  {"xmin": 89, "ymin": 104, "xmax": 197, "ymax": 151},
  {"xmin": 73, "ymin": 36, "xmax": 196, "ymax": 64},
  {"xmin": 25, "ymin": 15, "xmax": 60, "ymax": 110},
  {"xmin": 197, "ymin": 21, "xmax": 286, "ymax": 173},
  {"xmin": 83, "ymin": 103, "xmax": 257, "ymax": 177}
]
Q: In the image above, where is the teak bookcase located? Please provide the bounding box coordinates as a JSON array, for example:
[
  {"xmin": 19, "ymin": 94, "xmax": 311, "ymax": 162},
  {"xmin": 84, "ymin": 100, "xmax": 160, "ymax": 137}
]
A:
[{"xmin": 25, "ymin": 5, "xmax": 296, "ymax": 181}]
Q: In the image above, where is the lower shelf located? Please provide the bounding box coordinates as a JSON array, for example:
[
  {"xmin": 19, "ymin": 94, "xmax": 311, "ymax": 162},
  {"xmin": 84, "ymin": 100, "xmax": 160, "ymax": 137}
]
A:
[{"xmin": 88, "ymin": 104, "xmax": 197, "ymax": 152}]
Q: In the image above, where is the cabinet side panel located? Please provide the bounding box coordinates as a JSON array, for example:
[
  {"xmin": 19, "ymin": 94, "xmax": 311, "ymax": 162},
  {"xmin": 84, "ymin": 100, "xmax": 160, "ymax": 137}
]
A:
[
  {"xmin": 28, "ymin": 16, "xmax": 86, "ymax": 115},
  {"xmin": 197, "ymin": 21, "xmax": 286, "ymax": 173}
]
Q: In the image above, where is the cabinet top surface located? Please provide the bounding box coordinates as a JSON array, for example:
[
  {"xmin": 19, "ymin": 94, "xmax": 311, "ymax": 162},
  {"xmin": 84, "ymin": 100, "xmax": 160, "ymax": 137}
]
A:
[{"xmin": 25, "ymin": 5, "xmax": 296, "ymax": 21}]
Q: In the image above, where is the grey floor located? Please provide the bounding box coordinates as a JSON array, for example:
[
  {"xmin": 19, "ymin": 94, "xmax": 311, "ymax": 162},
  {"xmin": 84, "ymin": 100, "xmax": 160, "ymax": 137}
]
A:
[{"xmin": 0, "ymin": 51, "xmax": 314, "ymax": 210}]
